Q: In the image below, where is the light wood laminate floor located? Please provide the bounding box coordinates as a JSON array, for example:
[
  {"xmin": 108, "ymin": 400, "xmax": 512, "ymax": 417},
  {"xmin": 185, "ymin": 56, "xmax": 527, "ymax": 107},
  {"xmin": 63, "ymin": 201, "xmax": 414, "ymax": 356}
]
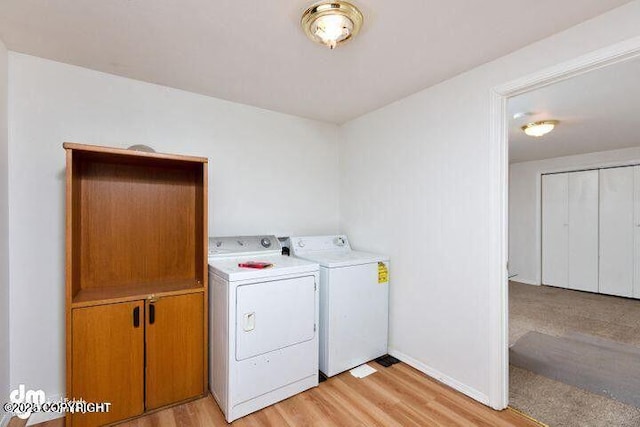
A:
[{"xmin": 29, "ymin": 362, "xmax": 541, "ymax": 427}]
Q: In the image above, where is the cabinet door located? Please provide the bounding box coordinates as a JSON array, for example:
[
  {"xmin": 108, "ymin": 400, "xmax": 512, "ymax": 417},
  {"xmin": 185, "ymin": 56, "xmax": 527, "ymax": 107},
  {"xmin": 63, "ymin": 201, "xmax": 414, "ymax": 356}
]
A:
[
  {"xmin": 542, "ymin": 173, "xmax": 569, "ymax": 287},
  {"xmin": 600, "ymin": 167, "xmax": 634, "ymax": 297},
  {"xmin": 146, "ymin": 293, "xmax": 204, "ymax": 410},
  {"xmin": 568, "ymin": 170, "xmax": 599, "ymax": 292},
  {"xmin": 71, "ymin": 301, "xmax": 144, "ymax": 427}
]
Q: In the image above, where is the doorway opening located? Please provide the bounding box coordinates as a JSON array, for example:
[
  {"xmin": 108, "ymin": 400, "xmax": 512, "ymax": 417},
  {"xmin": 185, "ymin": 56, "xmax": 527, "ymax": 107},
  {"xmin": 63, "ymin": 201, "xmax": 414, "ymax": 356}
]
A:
[{"xmin": 498, "ymin": 45, "xmax": 640, "ymax": 426}]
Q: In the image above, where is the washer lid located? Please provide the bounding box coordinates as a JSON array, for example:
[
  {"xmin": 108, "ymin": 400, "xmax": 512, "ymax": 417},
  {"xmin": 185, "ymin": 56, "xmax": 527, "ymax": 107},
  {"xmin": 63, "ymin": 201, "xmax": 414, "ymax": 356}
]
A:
[
  {"xmin": 209, "ymin": 254, "xmax": 319, "ymax": 281},
  {"xmin": 295, "ymin": 250, "xmax": 389, "ymax": 268}
]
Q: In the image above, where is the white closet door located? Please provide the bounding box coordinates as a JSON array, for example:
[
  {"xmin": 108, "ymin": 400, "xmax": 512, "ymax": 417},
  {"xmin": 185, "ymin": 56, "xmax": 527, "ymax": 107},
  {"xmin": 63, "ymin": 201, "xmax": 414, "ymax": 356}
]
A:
[
  {"xmin": 599, "ymin": 167, "xmax": 634, "ymax": 297},
  {"xmin": 634, "ymin": 166, "xmax": 640, "ymax": 298},
  {"xmin": 542, "ymin": 173, "xmax": 569, "ymax": 288},
  {"xmin": 568, "ymin": 170, "xmax": 599, "ymax": 292}
]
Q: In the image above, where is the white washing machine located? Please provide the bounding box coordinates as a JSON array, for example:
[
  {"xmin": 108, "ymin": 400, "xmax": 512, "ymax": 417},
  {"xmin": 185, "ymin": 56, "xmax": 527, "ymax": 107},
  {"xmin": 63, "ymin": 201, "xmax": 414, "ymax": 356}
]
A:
[
  {"xmin": 289, "ymin": 235, "xmax": 389, "ymax": 377},
  {"xmin": 208, "ymin": 235, "xmax": 319, "ymax": 422}
]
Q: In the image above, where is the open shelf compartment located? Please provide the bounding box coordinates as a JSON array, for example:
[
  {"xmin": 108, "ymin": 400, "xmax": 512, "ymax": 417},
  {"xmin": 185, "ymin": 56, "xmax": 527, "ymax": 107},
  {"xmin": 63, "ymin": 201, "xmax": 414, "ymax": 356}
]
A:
[{"xmin": 66, "ymin": 143, "xmax": 207, "ymax": 306}]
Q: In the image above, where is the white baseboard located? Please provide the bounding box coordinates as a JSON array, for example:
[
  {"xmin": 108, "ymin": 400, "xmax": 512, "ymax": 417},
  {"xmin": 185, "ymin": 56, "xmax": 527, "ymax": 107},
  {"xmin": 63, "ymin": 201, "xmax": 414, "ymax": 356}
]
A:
[
  {"xmin": 27, "ymin": 412, "xmax": 64, "ymax": 426},
  {"xmin": 388, "ymin": 349, "xmax": 490, "ymax": 406},
  {"xmin": 26, "ymin": 393, "xmax": 64, "ymax": 426},
  {"xmin": 1, "ymin": 408, "xmax": 64, "ymax": 426}
]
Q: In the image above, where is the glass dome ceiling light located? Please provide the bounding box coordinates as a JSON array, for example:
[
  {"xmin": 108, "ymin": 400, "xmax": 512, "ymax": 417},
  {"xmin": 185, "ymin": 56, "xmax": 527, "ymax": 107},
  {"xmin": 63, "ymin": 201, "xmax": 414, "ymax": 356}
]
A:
[
  {"xmin": 522, "ymin": 120, "xmax": 559, "ymax": 137},
  {"xmin": 301, "ymin": 1, "xmax": 363, "ymax": 49}
]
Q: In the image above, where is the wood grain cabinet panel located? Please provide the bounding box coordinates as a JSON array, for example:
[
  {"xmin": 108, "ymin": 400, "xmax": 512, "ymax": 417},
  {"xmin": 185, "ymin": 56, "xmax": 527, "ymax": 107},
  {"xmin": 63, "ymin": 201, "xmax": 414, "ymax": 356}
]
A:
[
  {"xmin": 65, "ymin": 143, "xmax": 208, "ymax": 426},
  {"xmin": 71, "ymin": 301, "xmax": 144, "ymax": 427},
  {"xmin": 146, "ymin": 293, "xmax": 204, "ymax": 410}
]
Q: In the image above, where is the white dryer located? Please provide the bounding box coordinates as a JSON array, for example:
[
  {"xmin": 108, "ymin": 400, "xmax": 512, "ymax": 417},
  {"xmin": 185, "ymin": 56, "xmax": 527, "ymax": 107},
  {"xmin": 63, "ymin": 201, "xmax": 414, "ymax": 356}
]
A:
[
  {"xmin": 289, "ymin": 235, "xmax": 389, "ymax": 377},
  {"xmin": 208, "ymin": 235, "xmax": 319, "ymax": 422}
]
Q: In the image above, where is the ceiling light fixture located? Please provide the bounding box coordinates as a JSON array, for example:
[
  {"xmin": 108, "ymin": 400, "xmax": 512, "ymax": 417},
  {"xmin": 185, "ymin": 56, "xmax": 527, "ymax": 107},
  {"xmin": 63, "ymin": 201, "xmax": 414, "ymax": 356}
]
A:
[
  {"xmin": 301, "ymin": 1, "xmax": 363, "ymax": 49},
  {"xmin": 521, "ymin": 120, "xmax": 559, "ymax": 137},
  {"xmin": 512, "ymin": 111, "xmax": 534, "ymax": 120}
]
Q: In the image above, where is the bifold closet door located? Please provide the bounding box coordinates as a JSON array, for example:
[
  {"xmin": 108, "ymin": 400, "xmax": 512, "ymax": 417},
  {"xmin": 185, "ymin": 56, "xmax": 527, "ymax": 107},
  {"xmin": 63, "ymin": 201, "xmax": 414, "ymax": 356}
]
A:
[
  {"xmin": 542, "ymin": 171, "xmax": 598, "ymax": 291},
  {"xmin": 600, "ymin": 166, "xmax": 634, "ymax": 297},
  {"xmin": 635, "ymin": 166, "xmax": 640, "ymax": 298},
  {"xmin": 567, "ymin": 170, "xmax": 599, "ymax": 292},
  {"xmin": 542, "ymin": 173, "xmax": 569, "ymax": 288}
]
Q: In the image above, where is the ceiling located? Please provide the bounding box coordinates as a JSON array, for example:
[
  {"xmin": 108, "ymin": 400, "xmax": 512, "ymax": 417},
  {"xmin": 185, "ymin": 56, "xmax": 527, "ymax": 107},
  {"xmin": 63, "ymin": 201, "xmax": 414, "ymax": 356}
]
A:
[
  {"xmin": 509, "ymin": 56, "xmax": 640, "ymax": 163},
  {"xmin": 0, "ymin": 0, "xmax": 633, "ymax": 124}
]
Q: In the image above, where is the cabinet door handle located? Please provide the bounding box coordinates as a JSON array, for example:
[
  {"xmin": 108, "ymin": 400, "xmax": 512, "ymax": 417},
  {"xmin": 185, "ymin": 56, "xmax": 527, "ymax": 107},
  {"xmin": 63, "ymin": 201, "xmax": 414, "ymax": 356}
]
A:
[
  {"xmin": 149, "ymin": 304, "xmax": 155, "ymax": 325},
  {"xmin": 133, "ymin": 306, "xmax": 140, "ymax": 328}
]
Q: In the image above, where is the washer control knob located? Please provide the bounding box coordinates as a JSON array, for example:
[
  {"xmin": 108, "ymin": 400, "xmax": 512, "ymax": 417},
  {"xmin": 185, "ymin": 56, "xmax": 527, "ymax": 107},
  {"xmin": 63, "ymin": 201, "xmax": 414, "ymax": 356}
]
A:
[
  {"xmin": 334, "ymin": 236, "xmax": 346, "ymax": 246},
  {"xmin": 261, "ymin": 238, "xmax": 272, "ymax": 248},
  {"xmin": 298, "ymin": 240, "xmax": 305, "ymax": 248}
]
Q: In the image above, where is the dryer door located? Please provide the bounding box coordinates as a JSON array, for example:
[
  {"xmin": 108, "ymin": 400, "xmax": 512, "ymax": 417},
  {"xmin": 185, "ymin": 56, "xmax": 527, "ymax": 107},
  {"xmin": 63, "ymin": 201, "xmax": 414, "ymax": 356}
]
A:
[{"xmin": 236, "ymin": 275, "xmax": 316, "ymax": 361}]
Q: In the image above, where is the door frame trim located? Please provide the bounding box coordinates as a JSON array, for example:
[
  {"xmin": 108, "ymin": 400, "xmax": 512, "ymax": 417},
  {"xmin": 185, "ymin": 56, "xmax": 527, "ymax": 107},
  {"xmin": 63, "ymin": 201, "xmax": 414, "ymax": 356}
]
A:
[{"xmin": 487, "ymin": 35, "xmax": 640, "ymax": 409}]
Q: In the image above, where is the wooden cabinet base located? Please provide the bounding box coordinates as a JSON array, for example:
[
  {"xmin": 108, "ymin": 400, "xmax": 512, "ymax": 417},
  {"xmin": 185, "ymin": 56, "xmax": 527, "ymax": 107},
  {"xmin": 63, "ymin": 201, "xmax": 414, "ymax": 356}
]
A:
[{"xmin": 68, "ymin": 294, "xmax": 205, "ymax": 426}]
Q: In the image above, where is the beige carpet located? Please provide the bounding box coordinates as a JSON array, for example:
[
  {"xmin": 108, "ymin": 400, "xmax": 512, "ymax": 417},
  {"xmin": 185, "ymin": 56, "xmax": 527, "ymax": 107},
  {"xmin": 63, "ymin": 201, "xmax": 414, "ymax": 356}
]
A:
[{"xmin": 509, "ymin": 281, "xmax": 640, "ymax": 427}]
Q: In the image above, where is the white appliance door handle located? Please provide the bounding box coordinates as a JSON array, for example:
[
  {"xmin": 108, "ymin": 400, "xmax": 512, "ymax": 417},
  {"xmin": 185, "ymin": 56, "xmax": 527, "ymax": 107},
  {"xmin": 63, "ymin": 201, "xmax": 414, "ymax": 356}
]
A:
[{"xmin": 243, "ymin": 312, "xmax": 256, "ymax": 332}]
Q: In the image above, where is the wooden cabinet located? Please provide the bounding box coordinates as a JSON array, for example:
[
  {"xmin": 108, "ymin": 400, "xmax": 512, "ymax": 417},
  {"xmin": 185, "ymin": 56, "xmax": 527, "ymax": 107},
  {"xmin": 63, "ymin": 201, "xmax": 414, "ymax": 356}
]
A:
[{"xmin": 65, "ymin": 143, "xmax": 208, "ymax": 426}]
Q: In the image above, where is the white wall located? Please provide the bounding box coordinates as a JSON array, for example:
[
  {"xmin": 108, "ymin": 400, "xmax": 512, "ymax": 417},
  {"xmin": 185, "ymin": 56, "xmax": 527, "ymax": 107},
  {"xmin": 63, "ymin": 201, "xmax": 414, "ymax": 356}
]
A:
[
  {"xmin": 340, "ymin": 1, "xmax": 640, "ymax": 405},
  {"xmin": 0, "ymin": 38, "xmax": 9, "ymax": 427},
  {"xmin": 8, "ymin": 53, "xmax": 340, "ymax": 421},
  {"xmin": 509, "ymin": 146, "xmax": 640, "ymax": 285}
]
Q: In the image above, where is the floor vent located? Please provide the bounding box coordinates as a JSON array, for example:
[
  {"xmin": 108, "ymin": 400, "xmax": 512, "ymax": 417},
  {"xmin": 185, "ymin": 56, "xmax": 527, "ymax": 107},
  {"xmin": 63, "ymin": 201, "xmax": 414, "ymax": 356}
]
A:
[{"xmin": 375, "ymin": 354, "xmax": 401, "ymax": 367}]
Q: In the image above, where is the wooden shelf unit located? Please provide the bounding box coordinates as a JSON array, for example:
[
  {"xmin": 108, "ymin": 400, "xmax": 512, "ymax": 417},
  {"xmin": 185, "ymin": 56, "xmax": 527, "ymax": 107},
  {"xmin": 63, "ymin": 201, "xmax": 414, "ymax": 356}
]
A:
[{"xmin": 64, "ymin": 143, "xmax": 209, "ymax": 426}]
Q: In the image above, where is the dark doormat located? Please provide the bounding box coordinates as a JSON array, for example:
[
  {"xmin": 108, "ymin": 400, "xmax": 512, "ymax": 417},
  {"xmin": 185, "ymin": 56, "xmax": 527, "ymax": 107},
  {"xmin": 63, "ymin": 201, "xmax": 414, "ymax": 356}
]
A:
[{"xmin": 510, "ymin": 331, "xmax": 640, "ymax": 408}]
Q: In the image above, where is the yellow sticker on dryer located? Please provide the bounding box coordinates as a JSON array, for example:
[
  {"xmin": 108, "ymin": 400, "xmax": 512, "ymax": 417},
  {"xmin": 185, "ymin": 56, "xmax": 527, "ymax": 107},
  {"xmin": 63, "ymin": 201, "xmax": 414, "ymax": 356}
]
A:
[{"xmin": 378, "ymin": 262, "xmax": 389, "ymax": 284}]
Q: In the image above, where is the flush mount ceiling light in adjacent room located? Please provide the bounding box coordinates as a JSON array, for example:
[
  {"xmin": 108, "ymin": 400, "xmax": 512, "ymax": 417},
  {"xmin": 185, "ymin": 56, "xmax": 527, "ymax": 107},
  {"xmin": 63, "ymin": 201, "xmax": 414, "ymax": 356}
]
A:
[
  {"xmin": 301, "ymin": 1, "xmax": 363, "ymax": 49},
  {"xmin": 521, "ymin": 120, "xmax": 559, "ymax": 137}
]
